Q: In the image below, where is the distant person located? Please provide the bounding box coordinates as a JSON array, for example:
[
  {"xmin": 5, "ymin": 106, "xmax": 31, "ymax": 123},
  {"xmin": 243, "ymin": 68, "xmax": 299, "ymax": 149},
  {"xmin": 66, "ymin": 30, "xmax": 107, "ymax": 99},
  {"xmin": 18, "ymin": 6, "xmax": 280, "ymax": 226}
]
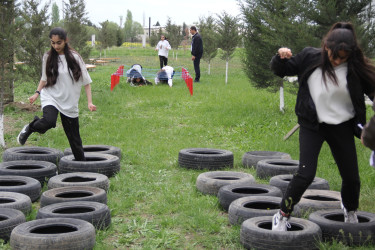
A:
[
  {"xmin": 190, "ymin": 26, "xmax": 203, "ymax": 82},
  {"xmin": 126, "ymin": 64, "xmax": 152, "ymax": 86},
  {"xmin": 270, "ymin": 22, "xmax": 375, "ymax": 231},
  {"xmin": 155, "ymin": 65, "xmax": 174, "ymax": 87},
  {"xmin": 17, "ymin": 27, "xmax": 96, "ymax": 161},
  {"xmin": 155, "ymin": 35, "xmax": 171, "ymax": 69}
]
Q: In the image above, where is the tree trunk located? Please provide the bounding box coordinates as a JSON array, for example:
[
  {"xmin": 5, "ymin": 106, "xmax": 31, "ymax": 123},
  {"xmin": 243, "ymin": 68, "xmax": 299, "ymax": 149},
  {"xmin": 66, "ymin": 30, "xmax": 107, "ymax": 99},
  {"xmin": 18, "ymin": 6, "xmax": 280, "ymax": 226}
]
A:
[
  {"xmin": 280, "ymin": 83, "xmax": 284, "ymax": 113},
  {"xmin": 208, "ymin": 63, "xmax": 211, "ymax": 75},
  {"xmin": 225, "ymin": 60, "xmax": 229, "ymax": 84}
]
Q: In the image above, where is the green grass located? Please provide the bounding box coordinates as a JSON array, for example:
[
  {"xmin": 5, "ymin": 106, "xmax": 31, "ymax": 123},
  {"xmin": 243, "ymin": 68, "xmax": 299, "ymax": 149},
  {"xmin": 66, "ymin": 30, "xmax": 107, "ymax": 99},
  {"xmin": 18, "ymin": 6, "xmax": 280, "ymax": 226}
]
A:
[{"xmin": 2, "ymin": 46, "xmax": 375, "ymax": 249}]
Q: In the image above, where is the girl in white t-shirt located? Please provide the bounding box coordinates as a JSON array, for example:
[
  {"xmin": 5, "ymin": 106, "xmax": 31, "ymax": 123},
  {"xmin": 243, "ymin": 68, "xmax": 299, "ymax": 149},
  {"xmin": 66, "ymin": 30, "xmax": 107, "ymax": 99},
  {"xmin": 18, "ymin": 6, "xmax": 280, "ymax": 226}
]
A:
[
  {"xmin": 155, "ymin": 35, "xmax": 171, "ymax": 69},
  {"xmin": 17, "ymin": 27, "xmax": 96, "ymax": 161}
]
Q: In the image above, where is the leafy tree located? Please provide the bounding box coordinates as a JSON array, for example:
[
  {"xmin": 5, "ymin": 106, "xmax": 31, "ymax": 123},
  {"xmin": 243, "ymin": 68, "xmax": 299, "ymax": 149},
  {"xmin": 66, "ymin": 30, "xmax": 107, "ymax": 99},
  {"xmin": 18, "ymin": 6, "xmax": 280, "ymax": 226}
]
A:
[
  {"xmin": 199, "ymin": 16, "xmax": 218, "ymax": 75},
  {"xmin": 63, "ymin": 0, "xmax": 91, "ymax": 59},
  {"xmin": 124, "ymin": 10, "xmax": 133, "ymax": 42},
  {"xmin": 165, "ymin": 17, "xmax": 183, "ymax": 49},
  {"xmin": 216, "ymin": 12, "xmax": 241, "ymax": 84},
  {"xmin": 98, "ymin": 21, "xmax": 118, "ymax": 50},
  {"xmin": 51, "ymin": 1, "xmax": 60, "ymax": 25},
  {"xmin": 0, "ymin": 0, "xmax": 19, "ymax": 146},
  {"xmin": 16, "ymin": 0, "xmax": 50, "ymax": 82},
  {"xmin": 149, "ymin": 28, "xmax": 163, "ymax": 47}
]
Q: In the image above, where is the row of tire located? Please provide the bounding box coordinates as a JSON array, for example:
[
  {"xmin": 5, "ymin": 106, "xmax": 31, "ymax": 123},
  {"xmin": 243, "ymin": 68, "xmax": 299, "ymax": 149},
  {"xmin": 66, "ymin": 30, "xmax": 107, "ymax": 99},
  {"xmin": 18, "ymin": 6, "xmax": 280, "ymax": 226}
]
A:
[
  {"xmin": 178, "ymin": 148, "xmax": 375, "ymax": 248},
  {"xmin": 0, "ymin": 145, "xmax": 121, "ymax": 249}
]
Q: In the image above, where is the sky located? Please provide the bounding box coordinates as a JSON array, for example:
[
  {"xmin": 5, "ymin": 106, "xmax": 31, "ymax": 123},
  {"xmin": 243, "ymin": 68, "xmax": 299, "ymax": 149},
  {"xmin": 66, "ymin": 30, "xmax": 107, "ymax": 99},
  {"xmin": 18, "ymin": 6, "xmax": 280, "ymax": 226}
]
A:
[{"xmin": 46, "ymin": 0, "xmax": 242, "ymax": 27}]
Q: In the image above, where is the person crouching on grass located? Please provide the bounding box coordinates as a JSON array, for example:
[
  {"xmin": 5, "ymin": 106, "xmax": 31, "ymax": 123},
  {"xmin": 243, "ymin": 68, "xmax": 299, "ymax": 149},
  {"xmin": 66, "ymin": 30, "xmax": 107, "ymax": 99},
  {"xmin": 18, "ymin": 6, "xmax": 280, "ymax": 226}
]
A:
[
  {"xmin": 270, "ymin": 22, "xmax": 375, "ymax": 231},
  {"xmin": 17, "ymin": 27, "xmax": 96, "ymax": 161}
]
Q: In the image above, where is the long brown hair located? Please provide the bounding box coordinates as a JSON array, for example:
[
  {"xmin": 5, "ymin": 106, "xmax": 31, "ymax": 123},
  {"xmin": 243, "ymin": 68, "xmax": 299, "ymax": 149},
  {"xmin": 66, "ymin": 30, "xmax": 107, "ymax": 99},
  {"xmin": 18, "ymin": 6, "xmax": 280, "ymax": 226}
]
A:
[
  {"xmin": 45, "ymin": 27, "xmax": 82, "ymax": 87},
  {"xmin": 321, "ymin": 22, "xmax": 375, "ymax": 88}
]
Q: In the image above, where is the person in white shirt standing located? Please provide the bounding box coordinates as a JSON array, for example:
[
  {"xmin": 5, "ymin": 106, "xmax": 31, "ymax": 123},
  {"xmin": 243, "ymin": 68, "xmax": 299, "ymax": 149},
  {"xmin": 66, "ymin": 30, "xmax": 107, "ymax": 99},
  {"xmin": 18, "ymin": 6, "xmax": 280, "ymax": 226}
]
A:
[
  {"xmin": 17, "ymin": 27, "xmax": 96, "ymax": 161},
  {"xmin": 155, "ymin": 35, "xmax": 171, "ymax": 69}
]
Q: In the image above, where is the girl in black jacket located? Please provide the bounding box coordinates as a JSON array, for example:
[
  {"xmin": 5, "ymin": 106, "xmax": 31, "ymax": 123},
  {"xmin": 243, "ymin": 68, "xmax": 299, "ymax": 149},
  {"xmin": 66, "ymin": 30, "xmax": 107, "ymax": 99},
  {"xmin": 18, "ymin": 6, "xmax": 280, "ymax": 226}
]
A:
[{"xmin": 270, "ymin": 22, "xmax": 375, "ymax": 231}]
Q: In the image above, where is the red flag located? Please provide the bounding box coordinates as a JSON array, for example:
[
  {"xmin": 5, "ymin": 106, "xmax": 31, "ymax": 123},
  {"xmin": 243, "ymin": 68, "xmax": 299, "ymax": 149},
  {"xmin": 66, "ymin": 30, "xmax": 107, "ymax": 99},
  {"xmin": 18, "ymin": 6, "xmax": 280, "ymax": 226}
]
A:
[
  {"xmin": 187, "ymin": 77, "xmax": 193, "ymax": 96},
  {"xmin": 182, "ymin": 67, "xmax": 193, "ymax": 96}
]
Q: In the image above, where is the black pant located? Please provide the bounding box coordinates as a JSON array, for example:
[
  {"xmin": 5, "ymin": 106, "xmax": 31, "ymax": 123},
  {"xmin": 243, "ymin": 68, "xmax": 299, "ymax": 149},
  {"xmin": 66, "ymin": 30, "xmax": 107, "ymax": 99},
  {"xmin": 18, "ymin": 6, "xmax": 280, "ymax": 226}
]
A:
[
  {"xmin": 29, "ymin": 105, "xmax": 86, "ymax": 161},
  {"xmin": 193, "ymin": 57, "xmax": 201, "ymax": 81},
  {"xmin": 159, "ymin": 56, "xmax": 168, "ymax": 69},
  {"xmin": 281, "ymin": 119, "xmax": 360, "ymax": 214}
]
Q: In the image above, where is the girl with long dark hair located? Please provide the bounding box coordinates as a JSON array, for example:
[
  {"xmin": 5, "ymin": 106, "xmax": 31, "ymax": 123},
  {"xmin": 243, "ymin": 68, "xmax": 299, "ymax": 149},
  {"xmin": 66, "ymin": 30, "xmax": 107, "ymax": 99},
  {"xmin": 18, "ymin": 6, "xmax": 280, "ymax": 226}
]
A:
[
  {"xmin": 17, "ymin": 27, "xmax": 96, "ymax": 161},
  {"xmin": 270, "ymin": 22, "xmax": 375, "ymax": 231}
]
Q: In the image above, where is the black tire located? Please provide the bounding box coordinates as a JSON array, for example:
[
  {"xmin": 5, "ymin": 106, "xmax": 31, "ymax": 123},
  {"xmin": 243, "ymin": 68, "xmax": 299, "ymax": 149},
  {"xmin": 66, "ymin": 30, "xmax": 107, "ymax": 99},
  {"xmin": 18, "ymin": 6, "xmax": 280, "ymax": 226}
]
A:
[
  {"xmin": 309, "ymin": 209, "xmax": 375, "ymax": 246},
  {"xmin": 240, "ymin": 216, "xmax": 322, "ymax": 250},
  {"xmin": 40, "ymin": 186, "xmax": 107, "ymax": 207},
  {"xmin": 64, "ymin": 145, "xmax": 122, "ymax": 159},
  {"xmin": 269, "ymin": 174, "xmax": 330, "ymax": 195},
  {"xmin": 256, "ymin": 159, "xmax": 299, "ymax": 179},
  {"xmin": 217, "ymin": 183, "xmax": 283, "ymax": 211},
  {"xmin": 228, "ymin": 196, "xmax": 282, "ymax": 225},
  {"xmin": 10, "ymin": 218, "xmax": 96, "ymax": 250},
  {"xmin": 0, "ymin": 208, "xmax": 26, "ymax": 241},
  {"xmin": 2, "ymin": 146, "xmax": 63, "ymax": 166},
  {"xmin": 0, "ymin": 175, "xmax": 41, "ymax": 202},
  {"xmin": 36, "ymin": 201, "xmax": 111, "ymax": 230},
  {"xmin": 58, "ymin": 153, "xmax": 120, "ymax": 177},
  {"xmin": 196, "ymin": 171, "xmax": 255, "ymax": 195},
  {"xmin": 0, "ymin": 192, "xmax": 32, "ymax": 215},
  {"xmin": 0, "ymin": 160, "xmax": 57, "ymax": 185},
  {"xmin": 242, "ymin": 151, "xmax": 291, "ymax": 168},
  {"xmin": 178, "ymin": 148, "xmax": 234, "ymax": 170},
  {"xmin": 294, "ymin": 189, "xmax": 342, "ymax": 217},
  {"xmin": 48, "ymin": 172, "xmax": 109, "ymax": 191}
]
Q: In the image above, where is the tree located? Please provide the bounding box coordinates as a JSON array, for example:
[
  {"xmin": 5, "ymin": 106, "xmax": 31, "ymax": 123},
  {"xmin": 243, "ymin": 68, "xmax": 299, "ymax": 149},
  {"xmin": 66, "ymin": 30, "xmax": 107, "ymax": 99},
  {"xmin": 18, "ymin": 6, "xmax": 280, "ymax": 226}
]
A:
[
  {"xmin": 199, "ymin": 16, "xmax": 218, "ymax": 75},
  {"xmin": 63, "ymin": 0, "xmax": 91, "ymax": 59},
  {"xmin": 98, "ymin": 21, "xmax": 118, "ymax": 50},
  {"xmin": 165, "ymin": 17, "xmax": 183, "ymax": 49},
  {"xmin": 0, "ymin": 0, "xmax": 19, "ymax": 147},
  {"xmin": 123, "ymin": 10, "xmax": 143, "ymax": 42},
  {"xmin": 17, "ymin": 0, "xmax": 50, "ymax": 82},
  {"xmin": 51, "ymin": 1, "xmax": 60, "ymax": 25},
  {"xmin": 216, "ymin": 12, "xmax": 241, "ymax": 84}
]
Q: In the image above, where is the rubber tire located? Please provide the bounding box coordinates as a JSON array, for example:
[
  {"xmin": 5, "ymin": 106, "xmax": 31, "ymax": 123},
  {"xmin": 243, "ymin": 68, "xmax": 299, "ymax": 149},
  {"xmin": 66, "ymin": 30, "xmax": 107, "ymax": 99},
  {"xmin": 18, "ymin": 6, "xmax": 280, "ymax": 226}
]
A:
[
  {"xmin": 2, "ymin": 146, "xmax": 63, "ymax": 166},
  {"xmin": 240, "ymin": 216, "xmax": 322, "ymax": 250},
  {"xmin": 0, "ymin": 208, "xmax": 26, "ymax": 241},
  {"xmin": 242, "ymin": 151, "xmax": 291, "ymax": 168},
  {"xmin": 0, "ymin": 192, "xmax": 32, "ymax": 215},
  {"xmin": 0, "ymin": 175, "xmax": 41, "ymax": 202},
  {"xmin": 256, "ymin": 159, "xmax": 299, "ymax": 179},
  {"xmin": 309, "ymin": 209, "xmax": 375, "ymax": 246},
  {"xmin": 294, "ymin": 189, "xmax": 342, "ymax": 217},
  {"xmin": 64, "ymin": 144, "xmax": 122, "ymax": 159},
  {"xmin": 269, "ymin": 174, "xmax": 330, "ymax": 195},
  {"xmin": 0, "ymin": 160, "xmax": 57, "ymax": 185},
  {"xmin": 40, "ymin": 186, "xmax": 107, "ymax": 207},
  {"xmin": 10, "ymin": 218, "xmax": 96, "ymax": 250},
  {"xmin": 196, "ymin": 171, "xmax": 255, "ymax": 195},
  {"xmin": 48, "ymin": 172, "xmax": 109, "ymax": 191},
  {"xmin": 178, "ymin": 148, "xmax": 234, "ymax": 170},
  {"xmin": 58, "ymin": 153, "xmax": 120, "ymax": 177},
  {"xmin": 217, "ymin": 183, "xmax": 283, "ymax": 211},
  {"xmin": 36, "ymin": 201, "xmax": 111, "ymax": 230},
  {"xmin": 228, "ymin": 196, "xmax": 282, "ymax": 225}
]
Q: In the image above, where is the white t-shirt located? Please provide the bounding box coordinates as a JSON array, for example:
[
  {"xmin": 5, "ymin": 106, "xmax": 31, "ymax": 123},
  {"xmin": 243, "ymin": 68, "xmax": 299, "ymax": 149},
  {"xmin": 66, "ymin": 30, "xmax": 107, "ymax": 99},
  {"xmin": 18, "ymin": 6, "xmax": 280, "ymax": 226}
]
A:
[
  {"xmin": 155, "ymin": 40, "xmax": 171, "ymax": 58},
  {"xmin": 40, "ymin": 52, "xmax": 92, "ymax": 118},
  {"xmin": 155, "ymin": 66, "xmax": 174, "ymax": 87},
  {"xmin": 307, "ymin": 63, "xmax": 355, "ymax": 124}
]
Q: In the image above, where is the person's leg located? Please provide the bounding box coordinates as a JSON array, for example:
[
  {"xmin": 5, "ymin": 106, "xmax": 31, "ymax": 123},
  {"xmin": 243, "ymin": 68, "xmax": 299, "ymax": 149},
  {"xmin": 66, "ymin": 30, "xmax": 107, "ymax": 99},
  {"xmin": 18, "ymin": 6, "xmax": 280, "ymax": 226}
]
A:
[
  {"xmin": 193, "ymin": 57, "xmax": 201, "ymax": 81},
  {"xmin": 18, "ymin": 105, "xmax": 59, "ymax": 145},
  {"xmin": 159, "ymin": 56, "xmax": 163, "ymax": 69},
  {"xmin": 60, "ymin": 113, "xmax": 86, "ymax": 161},
  {"xmin": 164, "ymin": 56, "xmax": 168, "ymax": 66},
  {"xmin": 281, "ymin": 126, "xmax": 324, "ymax": 214},
  {"xmin": 323, "ymin": 120, "xmax": 360, "ymax": 212}
]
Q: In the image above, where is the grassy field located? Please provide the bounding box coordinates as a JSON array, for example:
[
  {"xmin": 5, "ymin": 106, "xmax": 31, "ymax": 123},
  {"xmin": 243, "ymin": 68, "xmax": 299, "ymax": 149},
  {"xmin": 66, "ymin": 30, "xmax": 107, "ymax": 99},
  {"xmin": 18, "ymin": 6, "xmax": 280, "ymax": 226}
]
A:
[{"xmin": 2, "ymin": 46, "xmax": 375, "ymax": 249}]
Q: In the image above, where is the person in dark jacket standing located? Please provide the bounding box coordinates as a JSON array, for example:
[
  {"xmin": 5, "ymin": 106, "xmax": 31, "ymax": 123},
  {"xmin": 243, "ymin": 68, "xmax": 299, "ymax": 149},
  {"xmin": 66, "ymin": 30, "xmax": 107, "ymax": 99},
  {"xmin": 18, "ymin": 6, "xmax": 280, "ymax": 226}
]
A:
[
  {"xmin": 190, "ymin": 26, "xmax": 203, "ymax": 82},
  {"xmin": 270, "ymin": 22, "xmax": 375, "ymax": 231}
]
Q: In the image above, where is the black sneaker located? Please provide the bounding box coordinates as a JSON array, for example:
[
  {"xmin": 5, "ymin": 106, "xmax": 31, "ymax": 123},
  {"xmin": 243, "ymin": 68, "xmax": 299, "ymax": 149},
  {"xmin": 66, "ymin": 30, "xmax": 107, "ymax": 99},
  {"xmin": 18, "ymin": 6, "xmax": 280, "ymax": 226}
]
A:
[
  {"xmin": 194, "ymin": 79, "xmax": 200, "ymax": 83},
  {"xmin": 17, "ymin": 124, "xmax": 32, "ymax": 145}
]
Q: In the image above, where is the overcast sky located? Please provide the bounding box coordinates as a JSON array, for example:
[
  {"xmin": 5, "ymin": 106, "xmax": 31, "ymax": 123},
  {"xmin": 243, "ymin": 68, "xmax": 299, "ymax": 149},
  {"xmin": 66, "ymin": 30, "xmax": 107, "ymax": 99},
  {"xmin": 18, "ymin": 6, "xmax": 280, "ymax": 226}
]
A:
[{"xmin": 45, "ymin": 0, "xmax": 242, "ymax": 27}]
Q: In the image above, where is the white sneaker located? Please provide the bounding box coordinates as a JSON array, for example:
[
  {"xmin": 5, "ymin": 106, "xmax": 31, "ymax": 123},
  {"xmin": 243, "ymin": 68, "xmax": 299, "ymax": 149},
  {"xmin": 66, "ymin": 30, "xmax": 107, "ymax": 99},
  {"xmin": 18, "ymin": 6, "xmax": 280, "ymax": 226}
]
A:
[
  {"xmin": 341, "ymin": 202, "xmax": 358, "ymax": 223},
  {"xmin": 272, "ymin": 210, "xmax": 291, "ymax": 231}
]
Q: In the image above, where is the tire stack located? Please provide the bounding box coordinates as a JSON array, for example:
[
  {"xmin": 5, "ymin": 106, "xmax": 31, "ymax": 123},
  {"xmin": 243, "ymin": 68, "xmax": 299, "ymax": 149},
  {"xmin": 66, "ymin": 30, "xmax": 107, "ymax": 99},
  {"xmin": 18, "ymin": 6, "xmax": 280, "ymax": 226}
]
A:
[
  {"xmin": 0, "ymin": 145, "xmax": 121, "ymax": 249},
  {"xmin": 189, "ymin": 149, "xmax": 333, "ymax": 249}
]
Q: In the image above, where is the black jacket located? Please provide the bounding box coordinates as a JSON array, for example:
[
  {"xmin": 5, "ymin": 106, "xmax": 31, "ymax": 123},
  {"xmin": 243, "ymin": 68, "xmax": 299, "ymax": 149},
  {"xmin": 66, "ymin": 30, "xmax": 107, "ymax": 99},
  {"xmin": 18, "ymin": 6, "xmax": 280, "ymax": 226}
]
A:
[
  {"xmin": 270, "ymin": 47, "xmax": 374, "ymax": 137},
  {"xmin": 191, "ymin": 33, "xmax": 203, "ymax": 58}
]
